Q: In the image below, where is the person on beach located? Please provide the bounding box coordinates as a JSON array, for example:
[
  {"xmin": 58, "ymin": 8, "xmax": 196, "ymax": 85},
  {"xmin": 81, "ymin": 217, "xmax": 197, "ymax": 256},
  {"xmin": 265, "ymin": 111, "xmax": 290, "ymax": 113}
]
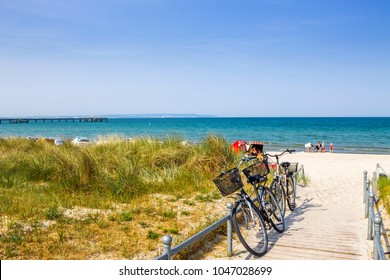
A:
[
  {"xmin": 305, "ymin": 142, "xmax": 313, "ymax": 152},
  {"xmin": 329, "ymin": 143, "xmax": 334, "ymax": 152},
  {"xmin": 315, "ymin": 142, "xmax": 320, "ymax": 152},
  {"xmin": 321, "ymin": 141, "xmax": 325, "ymax": 152}
]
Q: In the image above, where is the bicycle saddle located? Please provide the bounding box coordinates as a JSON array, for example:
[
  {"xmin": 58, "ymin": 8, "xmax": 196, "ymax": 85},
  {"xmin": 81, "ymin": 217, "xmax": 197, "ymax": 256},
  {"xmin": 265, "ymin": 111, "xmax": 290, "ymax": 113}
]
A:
[{"xmin": 281, "ymin": 162, "xmax": 290, "ymax": 168}]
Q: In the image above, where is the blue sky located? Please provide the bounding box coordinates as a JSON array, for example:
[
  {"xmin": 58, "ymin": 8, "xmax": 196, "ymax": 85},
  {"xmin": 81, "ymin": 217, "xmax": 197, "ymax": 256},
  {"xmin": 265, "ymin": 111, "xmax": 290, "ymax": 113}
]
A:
[{"xmin": 1, "ymin": 0, "xmax": 389, "ymax": 117}]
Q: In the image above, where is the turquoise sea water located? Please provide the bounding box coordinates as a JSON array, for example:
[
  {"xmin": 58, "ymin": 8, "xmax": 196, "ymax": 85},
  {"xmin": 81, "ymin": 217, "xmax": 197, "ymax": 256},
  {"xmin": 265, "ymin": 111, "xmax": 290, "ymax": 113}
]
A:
[{"xmin": 1, "ymin": 117, "xmax": 389, "ymax": 154}]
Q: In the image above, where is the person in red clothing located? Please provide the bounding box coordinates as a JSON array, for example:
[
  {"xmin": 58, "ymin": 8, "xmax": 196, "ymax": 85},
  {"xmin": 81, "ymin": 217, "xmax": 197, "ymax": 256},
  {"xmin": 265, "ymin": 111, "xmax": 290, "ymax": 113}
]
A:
[{"xmin": 321, "ymin": 141, "xmax": 325, "ymax": 152}]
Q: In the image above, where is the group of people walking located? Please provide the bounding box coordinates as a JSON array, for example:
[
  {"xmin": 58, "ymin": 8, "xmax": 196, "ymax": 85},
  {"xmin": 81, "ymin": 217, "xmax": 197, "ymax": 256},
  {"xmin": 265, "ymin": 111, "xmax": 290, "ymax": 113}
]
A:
[{"xmin": 305, "ymin": 141, "xmax": 333, "ymax": 153}]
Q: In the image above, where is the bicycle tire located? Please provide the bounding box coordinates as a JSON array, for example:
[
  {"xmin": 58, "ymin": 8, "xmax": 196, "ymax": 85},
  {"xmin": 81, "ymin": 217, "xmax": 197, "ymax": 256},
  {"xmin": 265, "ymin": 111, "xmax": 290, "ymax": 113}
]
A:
[
  {"xmin": 232, "ymin": 199, "xmax": 268, "ymax": 257},
  {"xmin": 270, "ymin": 179, "xmax": 286, "ymax": 218},
  {"xmin": 260, "ymin": 187, "xmax": 285, "ymax": 233},
  {"xmin": 286, "ymin": 176, "xmax": 296, "ymax": 211}
]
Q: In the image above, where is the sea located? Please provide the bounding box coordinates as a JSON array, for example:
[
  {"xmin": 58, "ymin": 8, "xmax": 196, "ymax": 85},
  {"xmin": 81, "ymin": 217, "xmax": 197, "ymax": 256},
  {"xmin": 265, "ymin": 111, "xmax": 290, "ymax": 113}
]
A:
[{"xmin": 0, "ymin": 117, "xmax": 389, "ymax": 154}]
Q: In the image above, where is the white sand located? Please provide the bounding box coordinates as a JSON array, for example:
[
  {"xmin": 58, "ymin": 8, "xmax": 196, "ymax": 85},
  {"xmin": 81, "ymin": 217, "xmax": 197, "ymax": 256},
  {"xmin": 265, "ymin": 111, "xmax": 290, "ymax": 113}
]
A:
[
  {"xmin": 274, "ymin": 152, "xmax": 390, "ymax": 259},
  {"xmin": 202, "ymin": 152, "xmax": 390, "ymax": 260}
]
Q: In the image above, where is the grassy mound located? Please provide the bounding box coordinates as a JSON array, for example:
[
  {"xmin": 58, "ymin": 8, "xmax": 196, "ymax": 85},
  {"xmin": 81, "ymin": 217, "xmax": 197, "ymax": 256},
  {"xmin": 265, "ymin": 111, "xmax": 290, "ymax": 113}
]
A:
[{"xmin": 0, "ymin": 135, "xmax": 238, "ymax": 259}]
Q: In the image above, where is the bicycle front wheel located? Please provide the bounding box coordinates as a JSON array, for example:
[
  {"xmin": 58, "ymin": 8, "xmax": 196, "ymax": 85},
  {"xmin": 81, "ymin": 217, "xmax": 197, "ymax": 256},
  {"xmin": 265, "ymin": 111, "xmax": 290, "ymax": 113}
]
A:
[
  {"xmin": 270, "ymin": 179, "xmax": 286, "ymax": 218},
  {"xmin": 261, "ymin": 188, "xmax": 285, "ymax": 233},
  {"xmin": 232, "ymin": 200, "xmax": 268, "ymax": 257},
  {"xmin": 286, "ymin": 176, "xmax": 296, "ymax": 211}
]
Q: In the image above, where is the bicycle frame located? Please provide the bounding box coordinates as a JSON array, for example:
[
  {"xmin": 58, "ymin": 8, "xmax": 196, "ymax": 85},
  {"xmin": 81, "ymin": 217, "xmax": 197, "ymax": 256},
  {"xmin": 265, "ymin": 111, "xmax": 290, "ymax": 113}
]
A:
[
  {"xmin": 264, "ymin": 149, "xmax": 296, "ymax": 211},
  {"xmin": 248, "ymin": 178, "xmax": 267, "ymax": 209},
  {"xmin": 236, "ymin": 189, "xmax": 258, "ymax": 229},
  {"xmin": 265, "ymin": 149, "xmax": 294, "ymax": 185},
  {"xmin": 274, "ymin": 162, "xmax": 290, "ymax": 192}
]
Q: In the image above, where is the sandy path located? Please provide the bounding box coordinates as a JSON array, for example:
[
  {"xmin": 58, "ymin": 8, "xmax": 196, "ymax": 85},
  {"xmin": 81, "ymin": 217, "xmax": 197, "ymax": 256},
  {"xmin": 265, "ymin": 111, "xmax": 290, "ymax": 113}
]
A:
[{"xmin": 200, "ymin": 152, "xmax": 390, "ymax": 260}]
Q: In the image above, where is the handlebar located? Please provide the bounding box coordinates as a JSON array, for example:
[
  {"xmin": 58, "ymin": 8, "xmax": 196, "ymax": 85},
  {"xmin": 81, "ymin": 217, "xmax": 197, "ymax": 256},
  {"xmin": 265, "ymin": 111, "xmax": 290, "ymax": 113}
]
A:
[
  {"xmin": 264, "ymin": 149, "xmax": 295, "ymax": 158},
  {"xmin": 237, "ymin": 155, "xmax": 258, "ymax": 168},
  {"xmin": 237, "ymin": 149, "xmax": 295, "ymax": 168},
  {"xmin": 242, "ymin": 155, "xmax": 258, "ymax": 161}
]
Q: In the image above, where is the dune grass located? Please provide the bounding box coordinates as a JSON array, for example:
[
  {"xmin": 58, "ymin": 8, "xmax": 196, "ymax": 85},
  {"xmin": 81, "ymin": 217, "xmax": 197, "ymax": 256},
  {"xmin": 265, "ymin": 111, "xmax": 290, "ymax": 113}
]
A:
[
  {"xmin": 378, "ymin": 175, "xmax": 390, "ymax": 216},
  {"xmin": 0, "ymin": 135, "xmax": 239, "ymax": 259}
]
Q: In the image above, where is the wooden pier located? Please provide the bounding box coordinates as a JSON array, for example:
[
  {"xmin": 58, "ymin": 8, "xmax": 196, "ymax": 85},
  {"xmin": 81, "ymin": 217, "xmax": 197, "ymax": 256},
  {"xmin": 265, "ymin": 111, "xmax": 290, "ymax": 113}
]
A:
[{"xmin": 0, "ymin": 117, "xmax": 108, "ymax": 124}]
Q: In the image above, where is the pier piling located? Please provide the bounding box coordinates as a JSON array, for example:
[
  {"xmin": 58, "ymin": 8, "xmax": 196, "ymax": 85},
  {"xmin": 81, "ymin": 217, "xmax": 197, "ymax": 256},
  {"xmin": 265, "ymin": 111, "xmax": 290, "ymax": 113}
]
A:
[{"xmin": 0, "ymin": 117, "xmax": 108, "ymax": 124}]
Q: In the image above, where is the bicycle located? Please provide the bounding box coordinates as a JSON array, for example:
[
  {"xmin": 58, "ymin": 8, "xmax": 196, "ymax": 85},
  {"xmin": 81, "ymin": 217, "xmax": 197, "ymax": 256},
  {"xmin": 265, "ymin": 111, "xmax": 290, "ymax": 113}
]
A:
[
  {"xmin": 213, "ymin": 156, "xmax": 285, "ymax": 256},
  {"xmin": 240, "ymin": 156, "xmax": 285, "ymax": 233},
  {"xmin": 213, "ymin": 166, "xmax": 268, "ymax": 257},
  {"xmin": 264, "ymin": 149, "xmax": 297, "ymax": 213}
]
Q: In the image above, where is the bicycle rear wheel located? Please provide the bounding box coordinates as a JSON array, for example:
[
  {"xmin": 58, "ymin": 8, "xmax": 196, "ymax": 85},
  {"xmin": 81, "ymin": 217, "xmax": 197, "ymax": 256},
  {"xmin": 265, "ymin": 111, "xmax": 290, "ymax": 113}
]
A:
[
  {"xmin": 232, "ymin": 199, "xmax": 268, "ymax": 257},
  {"xmin": 286, "ymin": 176, "xmax": 296, "ymax": 211},
  {"xmin": 261, "ymin": 188, "xmax": 285, "ymax": 233},
  {"xmin": 270, "ymin": 179, "xmax": 286, "ymax": 218}
]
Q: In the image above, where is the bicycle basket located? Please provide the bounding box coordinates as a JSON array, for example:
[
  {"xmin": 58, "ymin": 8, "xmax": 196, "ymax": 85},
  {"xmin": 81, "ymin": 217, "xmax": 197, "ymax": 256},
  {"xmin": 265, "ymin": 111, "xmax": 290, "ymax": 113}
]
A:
[
  {"xmin": 281, "ymin": 162, "xmax": 299, "ymax": 175},
  {"xmin": 288, "ymin": 162, "xmax": 299, "ymax": 174},
  {"xmin": 213, "ymin": 168, "xmax": 244, "ymax": 196},
  {"xmin": 242, "ymin": 160, "xmax": 270, "ymax": 178}
]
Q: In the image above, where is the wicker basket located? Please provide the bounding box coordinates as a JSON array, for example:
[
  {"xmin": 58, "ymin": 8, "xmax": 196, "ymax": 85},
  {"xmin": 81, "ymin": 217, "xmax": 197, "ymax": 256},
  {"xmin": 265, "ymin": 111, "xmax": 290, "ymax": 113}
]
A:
[
  {"xmin": 213, "ymin": 168, "xmax": 244, "ymax": 196},
  {"xmin": 281, "ymin": 162, "xmax": 298, "ymax": 175},
  {"xmin": 242, "ymin": 161, "xmax": 270, "ymax": 178}
]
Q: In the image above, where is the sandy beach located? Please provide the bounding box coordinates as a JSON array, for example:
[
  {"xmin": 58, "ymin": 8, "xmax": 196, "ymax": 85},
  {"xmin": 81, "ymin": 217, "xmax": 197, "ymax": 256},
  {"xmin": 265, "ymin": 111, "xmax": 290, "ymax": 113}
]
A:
[{"xmin": 200, "ymin": 151, "xmax": 390, "ymax": 260}]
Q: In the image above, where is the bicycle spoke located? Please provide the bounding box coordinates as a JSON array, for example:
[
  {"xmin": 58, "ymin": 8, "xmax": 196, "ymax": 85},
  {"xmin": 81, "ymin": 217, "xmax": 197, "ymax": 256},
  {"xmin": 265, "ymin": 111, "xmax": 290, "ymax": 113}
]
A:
[
  {"xmin": 270, "ymin": 179, "xmax": 286, "ymax": 218},
  {"xmin": 233, "ymin": 201, "xmax": 268, "ymax": 257},
  {"xmin": 262, "ymin": 188, "xmax": 285, "ymax": 233}
]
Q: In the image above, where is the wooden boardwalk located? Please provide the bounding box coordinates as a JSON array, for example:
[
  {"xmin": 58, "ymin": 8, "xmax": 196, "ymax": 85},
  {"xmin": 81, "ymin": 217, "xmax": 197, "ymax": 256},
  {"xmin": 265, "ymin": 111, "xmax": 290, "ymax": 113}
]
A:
[
  {"xmin": 200, "ymin": 153, "xmax": 375, "ymax": 260},
  {"xmin": 216, "ymin": 186, "xmax": 369, "ymax": 260},
  {"xmin": 257, "ymin": 197, "xmax": 368, "ymax": 260}
]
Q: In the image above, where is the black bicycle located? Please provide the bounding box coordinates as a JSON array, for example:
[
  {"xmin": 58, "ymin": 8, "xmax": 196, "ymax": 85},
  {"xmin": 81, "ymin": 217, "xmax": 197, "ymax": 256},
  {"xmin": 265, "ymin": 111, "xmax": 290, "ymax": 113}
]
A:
[
  {"xmin": 240, "ymin": 156, "xmax": 285, "ymax": 233},
  {"xmin": 213, "ymin": 156, "xmax": 285, "ymax": 256},
  {"xmin": 214, "ymin": 167, "xmax": 268, "ymax": 257}
]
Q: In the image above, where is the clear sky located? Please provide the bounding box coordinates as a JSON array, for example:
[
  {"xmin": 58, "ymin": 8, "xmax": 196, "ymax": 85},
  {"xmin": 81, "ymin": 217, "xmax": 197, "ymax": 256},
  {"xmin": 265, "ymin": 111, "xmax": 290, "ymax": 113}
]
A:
[{"xmin": 1, "ymin": 0, "xmax": 389, "ymax": 117}]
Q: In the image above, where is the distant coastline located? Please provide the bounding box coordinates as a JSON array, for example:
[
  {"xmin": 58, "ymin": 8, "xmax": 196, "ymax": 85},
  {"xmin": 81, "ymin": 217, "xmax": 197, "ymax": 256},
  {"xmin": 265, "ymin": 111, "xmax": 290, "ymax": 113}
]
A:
[
  {"xmin": 1, "ymin": 114, "xmax": 389, "ymax": 119},
  {"xmin": 102, "ymin": 114, "xmax": 218, "ymax": 118}
]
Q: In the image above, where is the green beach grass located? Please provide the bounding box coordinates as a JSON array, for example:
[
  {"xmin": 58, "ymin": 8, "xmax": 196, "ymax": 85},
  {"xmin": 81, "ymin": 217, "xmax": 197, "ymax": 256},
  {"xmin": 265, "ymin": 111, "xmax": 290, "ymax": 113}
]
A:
[
  {"xmin": 0, "ymin": 135, "xmax": 241, "ymax": 259},
  {"xmin": 0, "ymin": 135, "xmax": 320, "ymax": 259},
  {"xmin": 378, "ymin": 175, "xmax": 390, "ymax": 216}
]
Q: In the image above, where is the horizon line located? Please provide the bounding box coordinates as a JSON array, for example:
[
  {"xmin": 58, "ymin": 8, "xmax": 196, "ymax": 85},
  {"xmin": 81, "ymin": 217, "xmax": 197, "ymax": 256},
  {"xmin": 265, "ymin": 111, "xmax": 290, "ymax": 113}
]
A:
[{"xmin": 1, "ymin": 114, "xmax": 389, "ymax": 119}]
